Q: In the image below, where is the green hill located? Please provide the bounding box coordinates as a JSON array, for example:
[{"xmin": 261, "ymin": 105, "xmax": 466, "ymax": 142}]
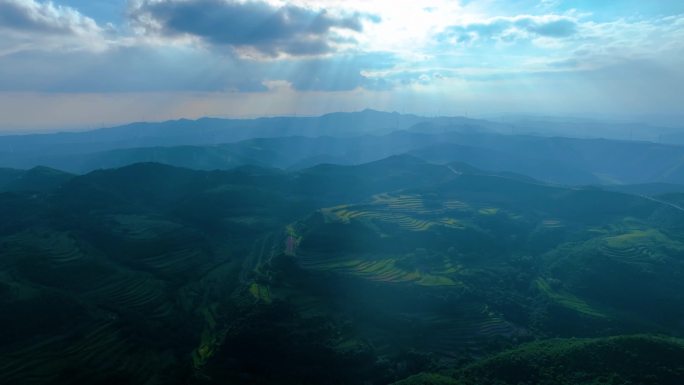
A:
[
  {"xmin": 459, "ymin": 334, "xmax": 684, "ymax": 385},
  {"xmin": 2, "ymin": 159, "xmax": 684, "ymax": 384},
  {"xmin": 396, "ymin": 335, "xmax": 684, "ymax": 385},
  {"xmin": 0, "ymin": 166, "xmax": 73, "ymax": 192}
]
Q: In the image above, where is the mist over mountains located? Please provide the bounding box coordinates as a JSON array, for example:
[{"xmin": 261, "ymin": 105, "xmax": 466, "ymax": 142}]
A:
[{"xmin": 1, "ymin": 110, "xmax": 684, "ymax": 188}]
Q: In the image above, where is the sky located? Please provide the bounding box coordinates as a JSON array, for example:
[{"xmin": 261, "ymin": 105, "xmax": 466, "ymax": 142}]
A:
[{"xmin": 0, "ymin": 0, "xmax": 683, "ymax": 131}]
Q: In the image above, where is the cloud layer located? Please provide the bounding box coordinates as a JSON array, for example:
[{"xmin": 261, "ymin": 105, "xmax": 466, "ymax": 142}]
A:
[
  {"xmin": 0, "ymin": 0, "xmax": 99, "ymax": 35},
  {"xmin": 129, "ymin": 0, "xmax": 372, "ymax": 57},
  {"xmin": 0, "ymin": 0, "xmax": 683, "ymax": 129},
  {"xmin": 0, "ymin": 0, "xmax": 104, "ymax": 54}
]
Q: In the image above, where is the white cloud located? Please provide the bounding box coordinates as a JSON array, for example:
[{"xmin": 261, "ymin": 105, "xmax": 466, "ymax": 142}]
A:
[
  {"xmin": 0, "ymin": 0, "xmax": 683, "ymax": 129},
  {"xmin": 0, "ymin": 0, "xmax": 107, "ymax": 54}
]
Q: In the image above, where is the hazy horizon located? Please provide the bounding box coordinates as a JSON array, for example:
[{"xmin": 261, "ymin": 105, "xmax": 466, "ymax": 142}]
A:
[{"xmin": 1, "ymin": 108, "xmax": 683, "ymax": 135}]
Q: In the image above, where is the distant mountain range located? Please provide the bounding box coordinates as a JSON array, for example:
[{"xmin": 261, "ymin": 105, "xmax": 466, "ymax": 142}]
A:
[
  {"xmin": 0, "ymin": 109, "xmax": 504, "ymax": 159},
  {"xmin": 1, "ymin": 110, "xmax": 684, "ymax": 187}
]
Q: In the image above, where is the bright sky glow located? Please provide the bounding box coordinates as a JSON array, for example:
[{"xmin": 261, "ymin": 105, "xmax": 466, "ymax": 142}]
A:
[{"xmin": 0, "ymin": 0, "xmax": 683, "ymax": 130}]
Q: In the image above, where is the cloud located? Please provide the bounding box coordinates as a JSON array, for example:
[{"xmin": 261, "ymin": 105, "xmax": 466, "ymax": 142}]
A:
[
  {"xmin": 443, "ymin": 15, "xmax": 578, "ymax": 44},
  {"xmin": 0, "ymin": 45, "xmax": 398, "ymax": 93},
  {"xmin": 0, "ymin": 0, "xmax": 99, "ymax": 34},
  {"xmin": 0, "ymin": 0, "xmax": 682, "ymax": 126},
  {"xmin": 0, "ymin": 46, "xmax": 268, "ymax": 92},
  {"xmin": 129, "ymin": 0, "xmax": 375, "ymax": 58},
  {"xmin": 0, "ymin": 0, "xmax": 105, "ymax": 54}
]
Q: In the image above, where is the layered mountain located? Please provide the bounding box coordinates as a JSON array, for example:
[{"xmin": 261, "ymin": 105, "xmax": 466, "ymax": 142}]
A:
[{"xmin": 2, "ymin": 111, "xmax": 684, "ymax": 189}]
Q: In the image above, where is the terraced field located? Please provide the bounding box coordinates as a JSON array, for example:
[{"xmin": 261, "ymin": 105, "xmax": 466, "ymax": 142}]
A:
[
  {"xmin": 85, "ymin": 273, "xmax": 174, "ymax": 319},
  {"xmin": 109, "ymin": 214, "xmax": 184, "ymax": 240},
  {"xmin": 3, "ymin": 156, "xmax": 684, "ymax": 385},
  {"xmin": 337, "ymin": 302, "xmax": 522, "ymax": 362},
  {"xmin": 541, "ymin": 219, "xmax": 564, "ymax": 229},
  {"xmin": 273, "ymin": 252, "xmax": 520, "ymax": 360},
  {"xmin": 536, "ymin": 278, "xmax": 607, "ymax": 318},
  {"xmin": 320, "ymin": 193, "xmax": 514, "ymax": 234},
  {"xmin": 332, "ymin": 208, "xmax": 435, "ymax": 231},
  {"xmin": 371, "ymin": 193, "xmax": 474, "ymax": 215},
  {"xmin": 443, "ymin": 200, "xmax": 470, "ymax": 210},
  {"xmin": 322, "ymin": 200, "xmax": 466, "ymax": 232},
  {"xmin": 478, "ymin": 208, "xmax": 500, "ymax": 216},
  {"xmin": 297, "ymin": 254, "xmax": 459, "ymax": 287},
  {"xmin": 371, "ymin": 193, "xmax": 428, "ymax": 213},
  {"xmin": 395, "ymin": 305, "xmax": 520, "ymax": 358},
  {"xmin": 0, "ymin": 231, "xmax": 86, "ymax": 265},
  {"xmin": 136, "ymin": 247, "xmax": 207, "ymax": 276},
  {"xmin": 599, "ymin": 229, "xmax": 681, "ymax": 267},
  {"xmin": 0, "ymin": 231, "xmax": 120, "ymax": 292},
  {"xmin": 0, "ymin": 321, "xmax": 171, "ymax": 385},
  {"xmin": 287, "ymin": 190, "xmax": 537, "ymax": 360},
  {"xmin": 0, "ymin": 218, "xmax": 216, "ymax": 384}
]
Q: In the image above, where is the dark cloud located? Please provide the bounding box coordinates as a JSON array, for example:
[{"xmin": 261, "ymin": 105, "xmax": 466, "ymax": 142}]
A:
[
  {"xmin": 130, "ymin": 0, "xmax": 375, "ymax": 57},
  {"xmin": 443, "ymin": 15, "xmax": 577, "ymax": 43}
]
